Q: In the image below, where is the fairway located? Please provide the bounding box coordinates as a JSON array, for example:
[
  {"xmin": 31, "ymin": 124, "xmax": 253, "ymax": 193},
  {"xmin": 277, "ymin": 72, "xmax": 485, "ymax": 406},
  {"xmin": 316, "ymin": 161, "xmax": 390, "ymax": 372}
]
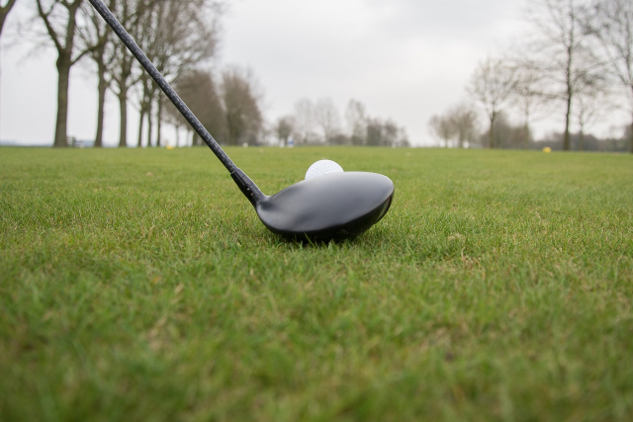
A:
[{"xmin": 1, "ymin": 147, "xmax": 632, "ymax": 421}]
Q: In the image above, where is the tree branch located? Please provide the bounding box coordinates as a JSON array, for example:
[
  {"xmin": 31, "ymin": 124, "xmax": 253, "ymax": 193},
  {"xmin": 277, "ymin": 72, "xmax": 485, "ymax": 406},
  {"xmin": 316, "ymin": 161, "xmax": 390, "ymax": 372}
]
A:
[{"xmin": 35, "ymin": 0, "xmax": 65, "ymax": 53}]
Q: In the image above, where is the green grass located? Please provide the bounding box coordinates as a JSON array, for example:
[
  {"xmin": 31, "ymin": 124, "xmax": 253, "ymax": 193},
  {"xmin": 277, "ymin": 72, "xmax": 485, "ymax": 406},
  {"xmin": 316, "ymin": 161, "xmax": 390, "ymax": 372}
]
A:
[{"xmin": 1, "ymin": 146, "xmax": 632, "ymax": 421}]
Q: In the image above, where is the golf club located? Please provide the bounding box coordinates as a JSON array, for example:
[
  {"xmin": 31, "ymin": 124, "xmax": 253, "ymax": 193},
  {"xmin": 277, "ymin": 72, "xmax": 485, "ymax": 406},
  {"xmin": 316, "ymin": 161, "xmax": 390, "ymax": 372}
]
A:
[{"xmin": 88, "ymin": 0, "xmax": 394, "ymax": 241}]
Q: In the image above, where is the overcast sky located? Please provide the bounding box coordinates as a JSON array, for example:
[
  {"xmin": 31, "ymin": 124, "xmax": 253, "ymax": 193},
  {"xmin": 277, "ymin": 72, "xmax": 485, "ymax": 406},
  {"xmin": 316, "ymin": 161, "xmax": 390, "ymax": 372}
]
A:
[{"xmin": 0, "ymin": 0, "xmax": 626, "ymax": 146}]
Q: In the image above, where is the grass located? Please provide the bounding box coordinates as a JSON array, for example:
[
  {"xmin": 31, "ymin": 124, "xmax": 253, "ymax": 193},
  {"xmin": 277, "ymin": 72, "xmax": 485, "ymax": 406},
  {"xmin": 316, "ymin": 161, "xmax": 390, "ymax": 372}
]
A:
[{"xmin": 1, "ymin": 146, "xmax": 632, "ymax": 421}]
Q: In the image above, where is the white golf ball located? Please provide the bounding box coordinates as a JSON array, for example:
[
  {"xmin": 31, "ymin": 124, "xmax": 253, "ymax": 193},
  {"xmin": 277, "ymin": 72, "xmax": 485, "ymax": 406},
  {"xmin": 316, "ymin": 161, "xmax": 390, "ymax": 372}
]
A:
[{"xmin": 305, "ymin": 159, "xmax": 344, "ymax": 180}]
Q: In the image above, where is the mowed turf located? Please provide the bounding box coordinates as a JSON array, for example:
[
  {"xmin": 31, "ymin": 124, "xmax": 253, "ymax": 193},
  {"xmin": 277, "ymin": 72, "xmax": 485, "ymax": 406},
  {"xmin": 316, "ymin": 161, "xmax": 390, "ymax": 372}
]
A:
[{"xmin": 1, "ymin": 146, "xmax": 632, "ymax": 421}]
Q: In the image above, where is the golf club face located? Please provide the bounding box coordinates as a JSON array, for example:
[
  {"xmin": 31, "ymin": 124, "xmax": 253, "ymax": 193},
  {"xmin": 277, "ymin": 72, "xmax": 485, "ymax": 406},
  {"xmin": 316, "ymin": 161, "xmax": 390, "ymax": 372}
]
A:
[{"xmin": 255, "ymin": 172, "xmax": 394, "ymax": 241}]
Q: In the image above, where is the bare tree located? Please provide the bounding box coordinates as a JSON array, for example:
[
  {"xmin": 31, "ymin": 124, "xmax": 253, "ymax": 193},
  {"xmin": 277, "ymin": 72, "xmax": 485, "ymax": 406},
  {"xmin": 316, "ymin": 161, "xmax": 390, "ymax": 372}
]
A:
[
  {"xmin": 383, "ymin": 119, "xmax": 398, "ymax": 147},
  {"xmin": 167, "ymin": 68, "xmax": 225, "ymax": 146},
  {"xmin": 136, "ymin": 68, "xmax": 154, "ymax": 147},
  {"xmin": 428, "ymin": 114, "xmax": 455, "ymax": 148},
  {"xmin": 145, "ymin": 1, "xmax": 220, "ymax": 147},
  {"xmin": 107, "ymin": 0, "xmax": 151, "ymax": 148},
  {"xmin": 293, "ymin": 98, "xmax": 316, "ymax": 144},
  {"xmin": 133, "ymin": 0, "xmax": 156, "ymax": 147},
  {"xmin": 396, "ymin": 128, "xmax": 411, "ymax": 148},
  {"xmin": 364, "ymin": 118, "xmax": 407, "ymax": 147},
  {"xmin": 447, "ymin": 103, "xmax": 479, "ymax": 148},
  {"xmin": 78, "ymin": 0, "xmax": 114, "ymax": 147},
  {"xmin": 365, "ymin": 117, "xmax": 383, "ymax": 146},
  {"xmin": 132, "ymin": 0, "xmax": 163, "ymax": 148},
  {"xmin": 286, "ymin": 96, "xmax": 407, "ymax": 147},
  {"xmin": 133, "ymin": 2, "xmax": 158, "ymax": 148},
  {"xmin": 510, "ymin": 61, "xmax": 547, "ymax": 149},
  {"xmin": 589, "ymin": 0, "xmax": 633, "ymax": 153},
  {"xmin": 575, "ymin": 82, "xmax": 612, "ymax": 150},
  {"xmin": 0, "ymin": 0, "xmax": 17, "ymax": 37},
  {"xmin": 428, "ymin": 104, "xmax": 478, "ymax": 148},
  {"xmin": 314, "ymin": 98, "xmax": 341, "ymax": 145},
  {"xmin": 481, "ymin": 111, "xmax": 528, "ymax": 149},
  {"xmin": 220, "ymin": 66, "xmax": 263, "ymax": 146},
  {"xmin": 468, "ymin": 57, "xmax": 516, "ymax": 148},
  {"xmin": 274, "ymin": 115, "xmax": 294, "ymax": 147},
  {"xmin": 132, "ymin": 0, "xmax": 221, "ymax": 148},
  {"xmin": 35, "ymin": 0, "xmax": 96, "ymax": 147},
  {"xmin": 383, "ymin": 119, "xmax": 408, "ymax": 147},
  {"xmin": 345, "ymin": 99, "xmax": 366, "ymax": 146},
  {"xmin": 522, "ymin": 0, "xmax": 599, "ymax": 151}
]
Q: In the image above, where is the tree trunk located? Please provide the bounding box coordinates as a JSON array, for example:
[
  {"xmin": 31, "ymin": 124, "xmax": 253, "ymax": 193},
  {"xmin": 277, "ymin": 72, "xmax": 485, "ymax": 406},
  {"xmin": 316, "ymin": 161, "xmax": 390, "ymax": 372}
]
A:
[
  {"xmin": 0, "ymin": 45, "xmax": 3, "ymax": 139},
  {"xmin": 156, "ymin": 98, "xmax": 162, "ymax": 147},
  {"xmin": 45, "ymin": 0, "xmax": 82, "ymax": 148},
  {"xmin": 629, "ymin": 117, "xmax": 633, "ymax": 154},
  {"xmin": 118, "ymin": 89, "xmax": 128, "ymax": 148},
  {"xmin": 523, "ymin": 123, "xmax": 529, "ymax": 149},
  {"xmin": 53, "ymin": 55, "xmax": 72, "ymax": 147},
  {"xmin": 147, "ymin": 98, "xmax": 153, "ymax": 147},
  {"xmin": 138, "ymin": 80, "xmax": 150, "ymax": 147},
  {"xmin": 0, "ymin": 0, "xmax": 18, "ymax": 38},
  {"xmin": 563, "ymin": 93, "xmax": 572, "ymax": 151},
  {"xmin": 579, "ymin": 127, "xmax": 584, "ymax": 151},
  {"xmin": 94, "ymin": 60, "xmax": 107, "ymax": 148},
  {"xmin": 563, "ymin": 47, "xmax": 573, "ymax": 152},
  {"xmin": 488, "ymin": 115, "xmax": 495, "ymax": 149},
  {"xmin": 137, "ymin": 107, "xmax": 145, "ymax": 147}
]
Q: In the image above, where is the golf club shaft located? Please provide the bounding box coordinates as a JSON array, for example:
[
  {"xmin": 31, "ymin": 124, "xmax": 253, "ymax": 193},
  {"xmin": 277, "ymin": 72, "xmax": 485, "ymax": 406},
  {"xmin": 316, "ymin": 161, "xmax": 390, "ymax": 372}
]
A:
[{"xmin": 88, "ymin": 0, "xmax": 264, "ymax": 205}]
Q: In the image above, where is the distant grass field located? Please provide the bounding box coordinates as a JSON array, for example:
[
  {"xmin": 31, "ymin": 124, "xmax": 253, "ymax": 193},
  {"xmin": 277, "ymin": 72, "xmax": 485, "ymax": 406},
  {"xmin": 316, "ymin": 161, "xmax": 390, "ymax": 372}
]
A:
[{"xmin": 1, "ymin": 146, "xmax": 632, "ymax": 421}]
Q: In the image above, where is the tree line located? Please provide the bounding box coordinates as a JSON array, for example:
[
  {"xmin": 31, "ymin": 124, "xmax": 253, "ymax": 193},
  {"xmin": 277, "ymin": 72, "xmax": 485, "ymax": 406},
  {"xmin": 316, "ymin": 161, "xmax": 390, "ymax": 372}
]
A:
[
  {"xmin": 166, "ymin": 71, "xmax": 411, "ymax": 148},
  {"xmin": 428, "ymin": 0, "xmax": 633, "ymax": 153},
  {"xmin": 1, "ymin": 0, "xmax": 409, "ymax": 148},
  {"xmin": 1, "ymin": 0, "xmax": 268, "ymax": 148},
  {"xmin": 3, "ymin": 0, "xmax": 631, "ymax": 151},
  {"xmin": 272, "ymin": 98, "xmax": 409, "ymax": 148},
  {"xmin": 165, "ymin": 66, "xmax": 263, "ymax": 147}
]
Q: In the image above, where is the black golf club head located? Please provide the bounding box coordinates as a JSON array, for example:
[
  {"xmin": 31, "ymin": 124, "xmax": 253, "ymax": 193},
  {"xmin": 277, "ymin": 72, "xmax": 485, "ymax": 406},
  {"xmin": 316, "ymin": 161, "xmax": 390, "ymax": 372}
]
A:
[
  {"xmin": 89, "ymin": 0, "xmax": 395, "ymax": 242},
  {"xmin": 256, "ymin": 171, "xmax": 394, "ymax": 241}
]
